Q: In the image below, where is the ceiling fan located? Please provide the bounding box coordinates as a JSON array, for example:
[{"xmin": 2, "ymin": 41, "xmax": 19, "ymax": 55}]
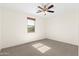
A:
[{"xmin": 36, "ymin": 3, "xmax": 54, "ymax": 15}]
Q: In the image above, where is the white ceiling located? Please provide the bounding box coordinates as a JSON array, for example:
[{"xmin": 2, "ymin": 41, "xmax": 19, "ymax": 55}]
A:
[
  {"xmin": 0, "ymin": 3, "xmax": 79, "ymax": 17},
  {"xmin": 0, "ymin": 3, "xmax": 39, "ymax": 14},
  {"xmin": 0, "ymin": 3, "xmax": 55, "ymax": 17}
]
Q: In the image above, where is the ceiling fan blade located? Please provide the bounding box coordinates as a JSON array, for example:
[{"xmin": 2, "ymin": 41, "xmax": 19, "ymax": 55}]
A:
[
  {"xmin": 38, "ymin": 6, "xmax": 43, "ymax": 10},
  {"xmin": 36, "ymin": 10, "xmax": 42, "ymax": 13},
  {"xmin": 48, "ymin": 5, "xmax": 54, "ymax": 9},
  {"xmin": 47, "ymin": 10, "xmax": 54, "ymax": 13}
]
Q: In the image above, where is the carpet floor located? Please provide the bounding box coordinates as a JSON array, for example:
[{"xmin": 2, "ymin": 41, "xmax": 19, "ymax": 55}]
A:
[{"xmin": 0, "ymin": 39, "xmax": 78, "ymax": 56}]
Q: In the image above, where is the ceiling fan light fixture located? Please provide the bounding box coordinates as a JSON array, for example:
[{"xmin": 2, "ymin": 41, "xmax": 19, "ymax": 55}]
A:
[{"xmin": 37, "ymin": 3, "xmax": 54, "ymax": 15}]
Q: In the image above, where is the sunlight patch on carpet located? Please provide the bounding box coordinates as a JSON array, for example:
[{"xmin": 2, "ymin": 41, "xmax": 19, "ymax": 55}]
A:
[
  {"xmin": 32, "ymin": 43, "xmax": 51, "ymax": 53},
  {"xmin": 32, "ymin": 43, "xmax": 44, "ymax": 48}
]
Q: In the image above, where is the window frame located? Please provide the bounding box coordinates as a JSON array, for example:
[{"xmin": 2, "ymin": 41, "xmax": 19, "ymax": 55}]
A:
[{"xmin": 27, "ymin": 17, "xmax": 36, "ymax": 33}]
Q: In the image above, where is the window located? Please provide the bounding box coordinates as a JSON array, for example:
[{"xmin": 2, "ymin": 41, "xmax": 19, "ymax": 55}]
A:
[{"xmin": 27, "ymin": 17, "xmax": 35, "ymax": 33}]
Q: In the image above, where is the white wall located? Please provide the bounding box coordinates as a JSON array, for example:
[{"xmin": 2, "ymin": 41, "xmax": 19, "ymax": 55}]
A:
[
  {"xmin": 78, "ymin": 46, "xmax": 79, "ymax": 56},
  {"xmin": 46, "ymin": 3, "xmax": 79, "ymax": 46},
  {"xmin": 1, "ymin": 7, "xmax": 45, "ymax": 49},
  {"xmin": 0, "ymin": 8, "xmax": 1, "ymax": 50}
]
